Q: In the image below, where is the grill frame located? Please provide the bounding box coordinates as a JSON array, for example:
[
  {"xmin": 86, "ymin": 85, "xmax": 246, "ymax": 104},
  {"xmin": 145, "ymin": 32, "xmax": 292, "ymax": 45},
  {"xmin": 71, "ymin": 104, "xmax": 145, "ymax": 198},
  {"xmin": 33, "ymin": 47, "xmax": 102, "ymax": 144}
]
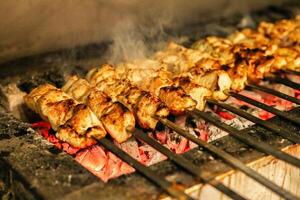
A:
[{"xmin": 0, "ymin": 3, "xmax": 300, "ymax": 199}]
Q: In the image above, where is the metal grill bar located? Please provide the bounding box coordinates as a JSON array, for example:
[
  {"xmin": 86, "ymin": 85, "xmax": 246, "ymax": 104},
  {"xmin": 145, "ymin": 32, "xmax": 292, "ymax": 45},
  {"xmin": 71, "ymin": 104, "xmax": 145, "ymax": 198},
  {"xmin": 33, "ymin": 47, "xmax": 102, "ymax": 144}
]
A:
[
  {"xmin": 246, "ymin": 84, "xmax": 300, "ymax": 105},
  {"xmin": 285, "ymin": 69, "xmax": 300, "ymax": 76},
  {"xmin": 271, "ymin": 76, "xmax": 300, "ymax": 90},
  {"xmin": 206, "ymin": 99, "xmax": 300, "ymax": 144},
  {"xmin": 192, "ymin": 104, "xmax": 300, "ymax": 168},
  {"xmin": 96, "ymin": 137, "xmax": 193, "ymax": 200},
  {"xmin": 132, "ymin": 130, "xmax": 247, "ymax": 200},
  {"xmin": 229, "ymin": 92, "xmax": 300, "ymax": 126},
  {"xmin": 157, "ymin": 117, "xmax": 300, "ymax": 200}
]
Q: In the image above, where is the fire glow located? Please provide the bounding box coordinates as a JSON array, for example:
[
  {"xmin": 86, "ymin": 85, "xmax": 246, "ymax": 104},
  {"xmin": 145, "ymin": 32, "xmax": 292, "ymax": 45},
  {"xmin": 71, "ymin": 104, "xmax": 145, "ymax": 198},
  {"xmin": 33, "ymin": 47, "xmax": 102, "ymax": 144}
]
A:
[{"xmin": 31, "ymin": 85, "xmax": 300, "ymax": 182}]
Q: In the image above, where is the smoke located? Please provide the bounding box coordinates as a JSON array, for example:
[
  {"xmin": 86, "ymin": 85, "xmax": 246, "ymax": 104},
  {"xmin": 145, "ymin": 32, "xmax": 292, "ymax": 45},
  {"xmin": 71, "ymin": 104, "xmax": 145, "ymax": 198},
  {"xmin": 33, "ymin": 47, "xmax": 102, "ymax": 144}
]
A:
[
  {"xmin": 0, "ymin": 0, "xmax": 288, "ymax": 63},
  {"xmin": 104, "ymin": 0, "xmax": 176, "ymax": 63},
  {"xmin": 103, "ymin": 0, "xmax": 289, "ymax": 63}
]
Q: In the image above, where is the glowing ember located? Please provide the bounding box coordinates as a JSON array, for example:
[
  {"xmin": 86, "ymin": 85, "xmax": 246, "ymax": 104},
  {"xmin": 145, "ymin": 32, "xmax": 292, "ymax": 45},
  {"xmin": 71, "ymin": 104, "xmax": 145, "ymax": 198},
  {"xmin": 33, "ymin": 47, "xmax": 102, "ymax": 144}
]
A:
[
  {"xmin": 217, "ymin": 111, "xmax": 236, "ymax": 120},
  {"xmin": 31, "ymin": 122, "xmax": 80, "ymax": 154},
  {"xmin": 295, "ymin": 90, "xmax": 300, "ymax": 99}
]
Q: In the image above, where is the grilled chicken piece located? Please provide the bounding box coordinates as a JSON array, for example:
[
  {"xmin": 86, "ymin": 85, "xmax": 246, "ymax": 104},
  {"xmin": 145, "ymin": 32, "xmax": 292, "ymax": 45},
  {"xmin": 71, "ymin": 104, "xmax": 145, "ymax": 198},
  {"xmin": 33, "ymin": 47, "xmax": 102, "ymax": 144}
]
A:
[
  {"xmin": 136, "ymin": 92, "xmax": 169, "ymax": 129},
  {"xmin": 117, "ymin": 85, "xmax": 143, "ymax": 109},
  {"xmin": 87, "ymin": 65, "xmax": 131, "ymax": 101},
  {"xmin": 187, "ymin": 69, "xmax": 232, "ymax": 100},
  {"xmin": 87, "ymin": 64, "xmax": 120, "ymax": 86},
  {"xmin": 258, "ymin": 19, "xmax": 299, "ymax": 43},
  {"xmin": 61, "ymin": 76, "xmax": 91, "ymax": 103},
  {"xmin": 86, "ymin": 88, "xmax": 114, "ymax": 118},
  {"xmin": 86, "ymin": 65, "xmax": 170, "ymax": 130},
  {"xmin": 116, "ymin": 59, "xmax": 168, "ymax": 89},
  {"xmin": 87, "ymin": 88, "xmax": 135, "ymax": 143},
  {"xmin": 192, "ymin": 36, "xmax": 235, "ymax": 66},
  {"xmin": 159, "ymin": 86, "xmax": 196, "ymax": 115},
  {"xmin": 228, "ymin": 29, "xmax": 270, "ymax": 48},
  {"xmin": 57, "ymin": 126, "xmax": 96, "ymax": 149},
  {"xmin": 173, "ymin": 76, "xmax": 212, "ymax": 110},
  {"xmin": 66, "ymin": 104, "xmax": 106, "ymax": 137},
  {"xmin": 155, "ymin": 42, "xmax": 206, "ymax": 73},
  {"xmin": 117, "ymin": 85, "xmax": 169, "ymax": 129},
  {"xmin": 148, "ymin": 70, "xmax": 173, "ymax": 96},
  {"xmin": 24, "ymin": 84, "xmax": 56, "ymax": 113},
  {"xmin": 234, "ymin": 46, "xmax": 275, "ymax": 82},
  {"xmin": 271, "ymin": 47, "xmax": 300, "ymax": 72},
  {"xmin": 63, "ymin": 76, "xmax": 135, "ymax": 143},
  {"xmin": 100, "ymin": 102, "xmax": 135, "ymax": 142},
  {"xmin": 24, "ymin": 84, "xmax": 106, "ymax": 148},
  {"xmin": 229, "ymin": 20, "xmax": 300, "ymax": 72},
  {"xmin": 227, "ymin": 63, "xmax": 248, "ymax": 91},
  {"xmin": 129, "ymin": 68, "xmax": 198, "ymax": 115},
  {"xmin": 36, "ymin": 89, "xmax": 76, "ymax": 130}
]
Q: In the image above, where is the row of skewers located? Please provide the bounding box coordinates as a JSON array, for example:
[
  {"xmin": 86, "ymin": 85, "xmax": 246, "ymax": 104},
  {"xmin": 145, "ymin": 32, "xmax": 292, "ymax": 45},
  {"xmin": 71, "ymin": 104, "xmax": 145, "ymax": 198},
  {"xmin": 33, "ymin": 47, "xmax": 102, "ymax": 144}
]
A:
[{"xmin": 25, "ymin": 15, "xmax": 300, "ymax": 148}]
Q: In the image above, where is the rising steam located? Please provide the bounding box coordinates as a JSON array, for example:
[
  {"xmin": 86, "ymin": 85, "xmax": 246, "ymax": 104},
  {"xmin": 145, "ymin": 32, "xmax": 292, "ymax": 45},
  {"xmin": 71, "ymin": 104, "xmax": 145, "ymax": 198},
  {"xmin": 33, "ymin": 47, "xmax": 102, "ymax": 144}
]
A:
[{"xmin": 104, "ymin": 0, "xmax": 287, "ymax": 63}]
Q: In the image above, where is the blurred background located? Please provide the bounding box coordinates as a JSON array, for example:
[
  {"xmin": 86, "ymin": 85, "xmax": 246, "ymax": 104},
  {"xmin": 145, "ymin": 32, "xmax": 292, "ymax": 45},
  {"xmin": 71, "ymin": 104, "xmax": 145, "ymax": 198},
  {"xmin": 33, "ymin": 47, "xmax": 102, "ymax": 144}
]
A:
[{"xmin": 0, "ymin": 0, "xmax": 295, "ymax": 65}]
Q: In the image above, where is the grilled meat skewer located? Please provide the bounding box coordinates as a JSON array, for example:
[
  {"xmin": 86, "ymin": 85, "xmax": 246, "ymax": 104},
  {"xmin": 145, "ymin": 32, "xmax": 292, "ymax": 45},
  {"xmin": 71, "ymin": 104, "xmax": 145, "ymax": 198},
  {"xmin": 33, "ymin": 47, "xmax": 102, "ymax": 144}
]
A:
[
  {"xmin": 87, "ymin": 64, "xmax": 170, "ymax": 130},
  {"xmin": 115, "ymin": 62, "xmax": 198, "ymax": 115},
  {"xmin": 62, "ymin": 76, "xmax": 135, "ymax": 143},
  {"xmin": 116, "ymin": 60, "xmax": 231, "ymax": 109},
  {"xmin": 24, "ymin": 84, "xmax": 106, "ymax": 148}
]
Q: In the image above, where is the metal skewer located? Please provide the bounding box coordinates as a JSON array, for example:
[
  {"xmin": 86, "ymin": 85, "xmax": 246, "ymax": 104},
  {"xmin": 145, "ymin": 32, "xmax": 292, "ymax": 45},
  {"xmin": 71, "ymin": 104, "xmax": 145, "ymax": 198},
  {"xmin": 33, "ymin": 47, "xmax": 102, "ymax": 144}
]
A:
[
  {"xmin": 206, "ymin": 99, "xmax": 300, "ymax": 144},
  {"xmin": 271, "ymin": 76, "xmax": 300, "ymax": 90},
  {"xmin": 132, "ymin": 130, "xmax": 247, "ymax": 200},
  {"xmin": 96, "ymin": 137, "xmax": 194, "ymax": 200},
  {"xmin": 285, "ymin": 69, "xmax": 300, "ymax": 76},
  {"xmin": 191, "ymin": 105, "xmax": 300, "ymax": 168},
  {"xmin": 157, "ymin": 117, "xmax": 300, "ymax": 200},
  {"xmin": 229, "ymin": 91, "xmax": 300, "ymax": 126},
  {"xmin": 246, "ymin": 84, "xmax": 300, "ymax": 105}
]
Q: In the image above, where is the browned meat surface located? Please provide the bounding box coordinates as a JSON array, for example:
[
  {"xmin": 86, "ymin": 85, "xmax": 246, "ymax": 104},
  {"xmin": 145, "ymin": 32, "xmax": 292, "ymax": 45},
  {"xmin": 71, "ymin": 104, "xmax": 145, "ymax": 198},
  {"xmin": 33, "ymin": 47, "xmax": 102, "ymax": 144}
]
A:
[
  {"xmin": 101, "ymin": 102, "xmax": 135, "ymax": 142},
  {"xmin": 136, "ymin": 92, "xmax": 169, "ymax": 129},
  {"xmin": 24, "ymin": 84, "xmax": 106, "ymax": 148},
  {"xmin": 24, "ymin": 84, "xmax": 56, "ymax": 113},
  {"xmin": 57, "ymin": 126, "xmax": 96, "ymax": 149},
  {"xmin": 159, "ymin": 86, "xmax": 196, "ymax": 115},
  {"xmin": 86, "ymin": 65, "xmax": 170, "ymax": 130},
  {"xmin": 63, "ymin": 76, "xmax": 135, "ymax": 143},
  {"xmin": 173, "ymin": 76, "xmax": 212, "ymax": 110}
]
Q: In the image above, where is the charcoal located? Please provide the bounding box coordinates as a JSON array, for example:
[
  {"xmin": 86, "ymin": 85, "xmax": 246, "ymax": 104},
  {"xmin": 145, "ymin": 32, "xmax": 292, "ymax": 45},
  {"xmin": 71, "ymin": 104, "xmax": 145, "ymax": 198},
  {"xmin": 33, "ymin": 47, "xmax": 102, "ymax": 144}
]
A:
[{"xmin": 18, "ymin": 69, "xmax": 65, "ymax": 93}]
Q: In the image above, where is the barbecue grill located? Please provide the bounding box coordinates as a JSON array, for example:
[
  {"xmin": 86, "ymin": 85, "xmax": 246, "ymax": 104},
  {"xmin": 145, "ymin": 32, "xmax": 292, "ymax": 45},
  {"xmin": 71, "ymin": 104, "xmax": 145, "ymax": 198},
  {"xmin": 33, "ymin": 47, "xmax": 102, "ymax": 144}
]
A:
[{"xmin": 0, "ymin": 1, "xmax": 300, "ymax": 200}]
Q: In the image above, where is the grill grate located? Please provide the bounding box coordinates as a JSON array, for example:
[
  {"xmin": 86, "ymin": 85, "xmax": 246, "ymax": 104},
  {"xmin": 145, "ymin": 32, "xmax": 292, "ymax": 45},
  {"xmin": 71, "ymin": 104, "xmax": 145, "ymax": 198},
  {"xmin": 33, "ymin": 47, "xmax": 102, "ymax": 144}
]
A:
[
  {"xmin": 229, "ymin": 91, "xmax": 300, "ymax": 126},
  {"xmin": 246, "ymin": 84, "xmax": 300, "ymax": 105},
  {"xmin": 88, "ymin": 74, "xmax": 300, "ymax": 200},
  {"xmin": 97, "ymin": 138, "xmax": 193, "ymax": 200},
  {"xmin": 207, "ymin": 97, "xmax": 300, "ymax": 144},
  {"xmin": 133, "ymin": 129, "xmax": 246, "ymax": 200},
  {"xmin": 191, "ymin": 103, "xmax": 300, "ymax": 168},
  {"xmin": 270, "ymin": 76, "xmax": 300, "ymax": 90}
]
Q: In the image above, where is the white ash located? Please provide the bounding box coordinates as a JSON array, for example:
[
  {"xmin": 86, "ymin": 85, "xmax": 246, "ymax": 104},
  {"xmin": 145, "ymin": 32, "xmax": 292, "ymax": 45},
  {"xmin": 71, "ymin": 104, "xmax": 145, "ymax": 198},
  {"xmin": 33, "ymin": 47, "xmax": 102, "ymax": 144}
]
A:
[{"xmin": 0, "ymin": 83, "xmax": 27, "ymax": 120}]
